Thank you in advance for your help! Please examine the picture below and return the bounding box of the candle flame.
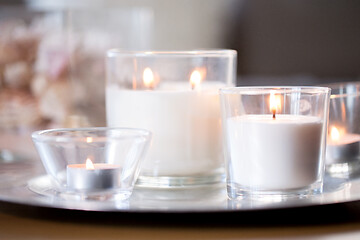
[86,137,93,143]
[143,67,154,89]
[190,70,202,90]
[86,158,95,170]
[330,126,340,141]
[269,92,281,119]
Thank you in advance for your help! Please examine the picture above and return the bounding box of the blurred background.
[0,0,359,137]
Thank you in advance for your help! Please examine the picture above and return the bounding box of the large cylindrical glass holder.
[220,87,330,199]
[325,82,360,175]
[106,50,237,188]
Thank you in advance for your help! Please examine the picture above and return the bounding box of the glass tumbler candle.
[106,50,237,188]
[326,82,360,174]
[220,87,330,199]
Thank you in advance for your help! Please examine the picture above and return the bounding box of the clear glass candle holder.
[326,82,360,175]
[32,127,151,200]
[106,49,237,188]
[220,87,330,199]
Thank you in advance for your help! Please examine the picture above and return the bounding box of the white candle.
[106,81,225,176]
[226,114,323,190]
[326,126,360,164]
[67,158,121,191]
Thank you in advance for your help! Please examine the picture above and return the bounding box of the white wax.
[67,163,121,191]
[226,115,323,190]
[106,82,224,176]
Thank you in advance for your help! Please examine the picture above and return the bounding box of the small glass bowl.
[31,127,151,200]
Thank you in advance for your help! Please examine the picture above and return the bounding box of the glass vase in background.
[0,6,153,161]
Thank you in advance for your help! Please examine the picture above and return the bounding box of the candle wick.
[272,109,276,119]
[147,82,154,90]
[191,83,195,90]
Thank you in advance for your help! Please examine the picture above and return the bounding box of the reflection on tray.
[23,172,356,213]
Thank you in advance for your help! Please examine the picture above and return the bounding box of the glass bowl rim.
[32,127,152,143]
[219,86,331,95]
[106,49,237,58]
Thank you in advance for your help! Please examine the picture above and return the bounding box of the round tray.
[1,157,360,213]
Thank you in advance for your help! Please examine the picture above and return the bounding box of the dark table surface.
[1,199,360,239]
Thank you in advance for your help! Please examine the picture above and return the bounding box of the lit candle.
[326,126,360,164]
[143,67,155,90]
[226,93,323,190]
[269,91,281,119]
[106,68,225,176]
[190,70,201,90]
[67,158,121,191]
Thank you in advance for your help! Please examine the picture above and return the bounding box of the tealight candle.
[67,158,121,191]
[326,126,360,165]
[324,82,360,174]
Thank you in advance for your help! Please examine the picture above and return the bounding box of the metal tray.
[0,157,360,213]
